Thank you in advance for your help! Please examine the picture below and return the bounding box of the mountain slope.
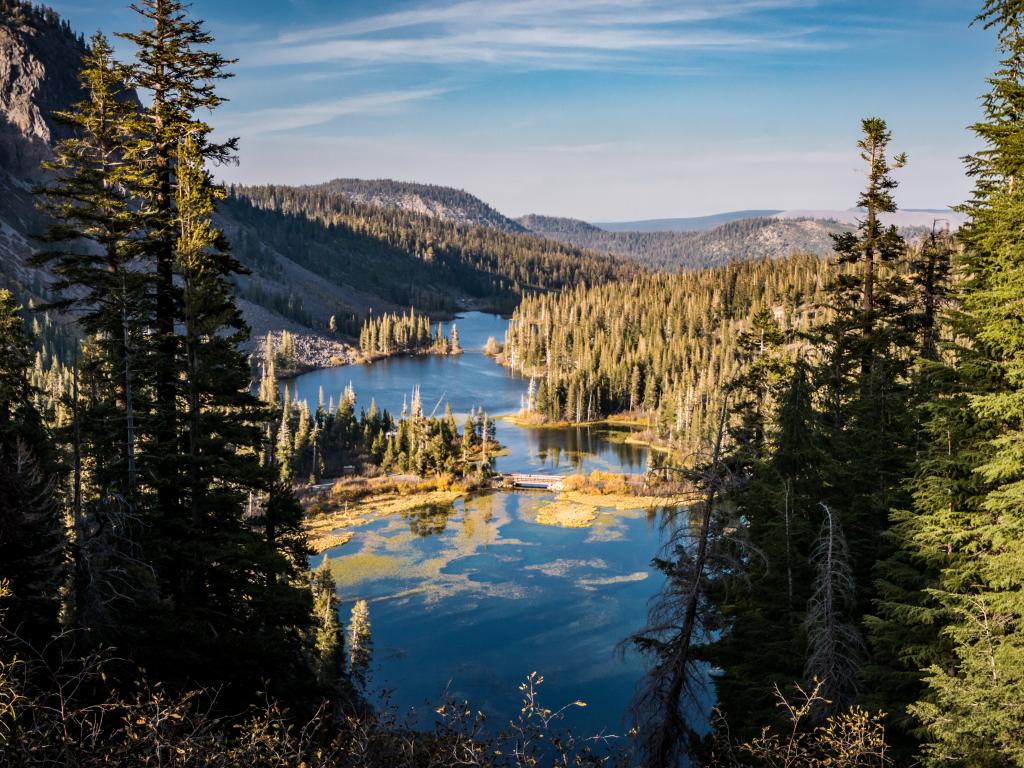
[594,210,783,233]
[0,4,633,345]
[0,1,86,305]
[225,185,636,326]
[520,214,847,271]
[305,178,526,233]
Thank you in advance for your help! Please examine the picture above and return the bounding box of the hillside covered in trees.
[508,97,1018,766]
[503,252,831,458]
[225,183,636,322]
[304,177,527,232]
[0,5,633,342]
[518,214,849,270]
[4,0,1024,767]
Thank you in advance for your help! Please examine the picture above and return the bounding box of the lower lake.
[290,312,705,737]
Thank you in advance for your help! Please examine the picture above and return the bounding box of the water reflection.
[312,491,669,734]
[293,313,671,735]
[404,503,453,537]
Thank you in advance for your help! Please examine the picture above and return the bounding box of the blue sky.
[50,0,993,220]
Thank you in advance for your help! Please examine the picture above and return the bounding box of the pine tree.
[900,3,1024,762]
[27,2,323,710]
[258,334,278,406]
[35,32,148,510]
[118,0,237,546]
[311,558,345,693]
[348,599,373,690]
[811,118,916,621]
[0,291,65,647]
[450,323,461,354]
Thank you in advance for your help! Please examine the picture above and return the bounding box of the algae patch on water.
[329,552,407,587]
[533,500,598,528]
[577,571,649,590]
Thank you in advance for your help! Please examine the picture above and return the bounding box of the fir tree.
[0,292,65,647]
[118,0,237,546]
[900,3,1024,762]
[35,32,148,511]
[311,558,345,694]
[348,599,372,690]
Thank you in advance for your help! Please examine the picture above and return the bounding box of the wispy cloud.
[246,0,834,71]
[218,88,448,135]
[532,141,638,154]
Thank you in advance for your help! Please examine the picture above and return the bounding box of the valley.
[1,1,1017,766]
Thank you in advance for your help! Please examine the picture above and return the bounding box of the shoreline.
[301,470,686,551]
[499,411,679,458]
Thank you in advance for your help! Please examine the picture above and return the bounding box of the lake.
[291,312,707,738]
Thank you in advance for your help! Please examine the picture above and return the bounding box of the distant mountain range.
[774,208,967,229]
[595,208,965,233]
[518,214,849,271]
[594,210,784,232]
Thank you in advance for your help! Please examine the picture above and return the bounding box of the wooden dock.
[496,473,566,491]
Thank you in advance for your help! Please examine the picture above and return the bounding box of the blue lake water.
[288,312,649,477]
[291,312,708,737]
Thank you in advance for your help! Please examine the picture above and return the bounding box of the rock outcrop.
[0,1,84,179]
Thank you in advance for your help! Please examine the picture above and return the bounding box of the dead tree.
[803,503,865,719]
[629,396,736,768]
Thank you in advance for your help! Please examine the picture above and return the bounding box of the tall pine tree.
[900,2,1024,762]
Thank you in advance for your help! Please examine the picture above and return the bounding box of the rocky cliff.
[0,1,84,178]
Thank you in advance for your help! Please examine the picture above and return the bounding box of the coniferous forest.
[2,0,1024,766]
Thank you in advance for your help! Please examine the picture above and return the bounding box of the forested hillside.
[0,8,631,341]
[518,214,848,270]
[503,252,831,457]
[227,184,636,320]
[305,177,526,232]
[509,97,1024,767]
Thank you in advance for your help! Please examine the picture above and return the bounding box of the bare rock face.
[0,1,85,179]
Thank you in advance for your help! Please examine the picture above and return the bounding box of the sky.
[47,0,995,221]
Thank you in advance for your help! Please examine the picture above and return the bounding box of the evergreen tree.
[348,599,372,690]
[35,32,149,518]
[0,292,65,647]
[118,0,237,549]
[898,3,1024,762]
[311,558,345,694]
[450,323,461,354]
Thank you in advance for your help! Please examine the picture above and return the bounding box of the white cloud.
[217,88,447,135]
[245,0,832,71]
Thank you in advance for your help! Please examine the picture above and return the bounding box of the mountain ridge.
[593,210,784,232]
[518,214,849,271]
[301,178,526,233]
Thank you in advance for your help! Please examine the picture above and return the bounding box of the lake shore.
[301,476,473,553]
[500,411,681,459]
[301,469,686,547]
